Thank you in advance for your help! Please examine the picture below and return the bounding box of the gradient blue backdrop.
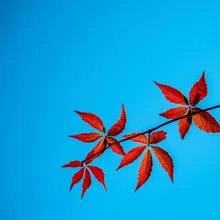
[1,0,220,219]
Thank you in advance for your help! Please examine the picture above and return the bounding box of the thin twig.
[81,104,220,165]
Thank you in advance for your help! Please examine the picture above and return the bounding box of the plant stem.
[81,104,220,165]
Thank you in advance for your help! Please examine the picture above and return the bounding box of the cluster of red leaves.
[70,104,126,164]
[117,131,173,191]
[62,71,220,199]
[62,104,126,198]
[62,161,106,199]
[154,71,220,139]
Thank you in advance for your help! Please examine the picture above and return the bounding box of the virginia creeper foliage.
[62,71,220,199]
[154,71,220,139]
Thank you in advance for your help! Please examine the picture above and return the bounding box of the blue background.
[1,0,220,219]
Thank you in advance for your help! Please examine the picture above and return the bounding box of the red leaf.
[123,133,148,144]
[85,138,107,165]
[81,168,91,199]
[189,71,208,106]
[154,81,188,105]
[107,137,126,156]
[192,108,220,133]
[152,146,174,182]
[108,104,126,136]
[116,146,146,170]
[74,111,105,132]
[178,113,192,139]
[88,165,107,190]
[69,133,103,142]
[150,131,167,144]
[70,168,84,191]
[135,149,153,192]
[160,107,188,119]
[62,160,82,168]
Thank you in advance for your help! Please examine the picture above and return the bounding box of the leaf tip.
[61,164,69,168]
[134,186,139,193]
[116,166,121,171]
[69,184,73,192]
[153,80,159,85]
[170,174,174,183]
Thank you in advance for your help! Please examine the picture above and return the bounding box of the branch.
[81,104,220,165]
